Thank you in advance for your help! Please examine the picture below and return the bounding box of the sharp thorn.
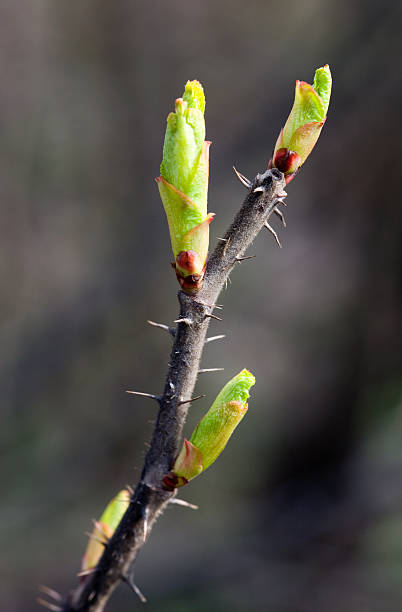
[121,574,147,603]
[224,275,232,290]
[198,368,225,373]
[274,197,287,207]
[147,320,175,337]
[205,334,226,344]
[125,484,135,496]
[174,317,193,326]
[222,237,231,256]
[196,299,223,310]
[38,586,63,602]
[233,166,251,188]
[126,391,161,402]
[235,254,256,262]
[37,599,62,612]
[205,313,222,321]
[277,190,288,198]
[143,508,149,543]
[217,237,228,242]
[177,394,206,406]
[77,568,97,578]
[253,186,264,193]
[273,207,286,227]
[169,498,199,510]
[264,222,282,248]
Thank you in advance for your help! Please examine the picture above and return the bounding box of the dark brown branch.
[62,168,286,612]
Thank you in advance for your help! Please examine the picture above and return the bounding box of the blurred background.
[1,1,401,611]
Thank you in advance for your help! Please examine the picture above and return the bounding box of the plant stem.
[62,168,286,612]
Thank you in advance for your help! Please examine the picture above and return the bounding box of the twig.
[62,168,286,612]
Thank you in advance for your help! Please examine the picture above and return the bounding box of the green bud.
[164,369,255,488]
[81,489,130,573]
[157,80,213,293]
[271,65,332,183]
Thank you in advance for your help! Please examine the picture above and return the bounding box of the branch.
[61,168,286,612]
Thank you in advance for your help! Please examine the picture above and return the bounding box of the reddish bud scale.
[175,250,202,274]
[162,472,188,490]
[174,250,207,293]
[273,148,301,175]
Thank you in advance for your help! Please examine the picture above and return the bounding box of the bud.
[81,489,130,573]
[164,369,255,488]
[270,65,332,183]
[157,80,213,293]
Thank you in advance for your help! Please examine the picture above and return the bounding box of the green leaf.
[81,489,130,572]
[170,369,256,487]
[273,65,332,181]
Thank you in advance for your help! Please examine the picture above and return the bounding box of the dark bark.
[61,168,286,612]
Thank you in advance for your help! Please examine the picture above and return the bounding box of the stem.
[62,168,286,612]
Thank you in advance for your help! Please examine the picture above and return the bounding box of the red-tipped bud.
[175,250,203,275]
[272,148,301,175]
[270,65,332,182]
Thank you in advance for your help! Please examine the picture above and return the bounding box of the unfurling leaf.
[157,80,213,293]
[81,489,130,573]
[270,65,332,183]
[164,369,255,489]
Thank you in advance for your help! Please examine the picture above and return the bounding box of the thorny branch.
[56,168,287,612]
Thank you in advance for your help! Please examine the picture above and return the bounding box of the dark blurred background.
[1,1,401,611]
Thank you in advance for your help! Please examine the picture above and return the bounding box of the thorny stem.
[61,168,286,612]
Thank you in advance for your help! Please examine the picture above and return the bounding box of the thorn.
[143,508,149,543]
[126,391,161,402]
[196,299,223,310]
[198,368,225,373]
[274,197,287,207]
[37,599,62,612]
[169,498,199,510]
[222,236,231,256]
[85,532,108,547]
[38,586,63,602]
[224,275,232,290]
[277,190,288,198]
[205,334,226,344]
[125,484,135,496]
[204,313,222,321]
[147,320,175,337]
[77,568,97,578]
[233,166,251,188]
[273,207,286,227]
[121,574,147,603]
[264,221,282,248]
[235,254,257,262]
[177,394,206,406]
[174,317,193,326]
[253,186,264,193]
